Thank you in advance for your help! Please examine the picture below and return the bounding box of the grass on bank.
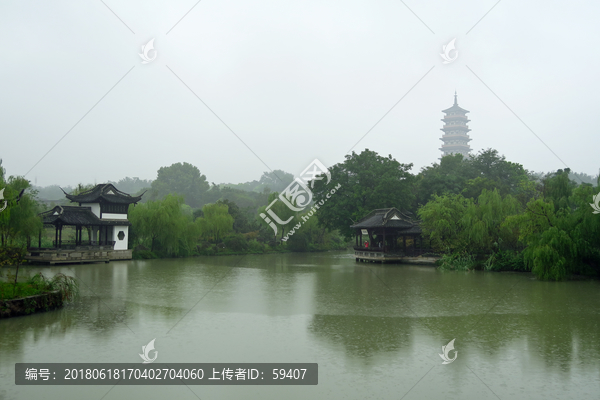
[0,272,79,301]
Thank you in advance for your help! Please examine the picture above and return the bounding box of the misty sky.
[1,0,599,187]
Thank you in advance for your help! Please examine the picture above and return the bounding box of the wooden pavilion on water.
[350,208,437,264]
[26,184,143,265]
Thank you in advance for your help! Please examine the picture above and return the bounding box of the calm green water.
[1,250,599,399]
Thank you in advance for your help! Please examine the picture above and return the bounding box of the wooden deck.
[26,245,132,265]
[353,248,439,265]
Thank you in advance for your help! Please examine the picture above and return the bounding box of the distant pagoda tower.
[439,92,472,158]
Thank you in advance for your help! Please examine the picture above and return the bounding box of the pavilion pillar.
[38,230,42,248]
[58,225,63,248]
[54,226,58,248]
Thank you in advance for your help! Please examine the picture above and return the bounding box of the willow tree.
[417,193,472,254]
[504,184,600,280]
[503,199,575,280]
[0,165,42,247]
[460,189,521,255]
[128,194,197,256]
[197,202,233,244]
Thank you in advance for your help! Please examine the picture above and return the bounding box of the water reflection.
[1,252,599,399]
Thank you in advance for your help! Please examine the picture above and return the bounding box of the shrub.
[247,240,265,254]
[438,253,476,271]
[223,234,248,252]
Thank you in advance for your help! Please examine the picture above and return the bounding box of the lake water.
[1,250,599,399]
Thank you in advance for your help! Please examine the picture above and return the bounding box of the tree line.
[310,149,600,280]
[1,150,599,280]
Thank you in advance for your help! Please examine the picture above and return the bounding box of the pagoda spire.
[454,90,457,106]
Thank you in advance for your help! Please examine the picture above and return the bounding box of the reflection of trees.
[308,314,414,358]
[306,262,600,374]
[0,306,76,358]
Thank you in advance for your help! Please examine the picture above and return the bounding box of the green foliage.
[416,149,529,204]
[419,189,521,257]
[483,250,525,271]
[1,272,79,302]
[542,168,577,211]
[197,203,234,244]
[0,246,26,267]
[257,192,295,241]
[437,253,476,271]
[247,240,265,254]
[129,194,200,257]
[217,199,256,233]
[223,233,249,252]
[0,169,43,247]
[132,249,158,259]
[312,149,415,239]
[149,162,210,208]
[502,182,600,280]
[416,153,471,205]
[418,194,472,254]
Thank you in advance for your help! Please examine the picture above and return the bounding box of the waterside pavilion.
[351,208,437,264]
[26,184,143,264]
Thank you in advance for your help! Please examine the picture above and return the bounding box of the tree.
[256,192,295,241]
[418,193,472,253]
[258,170,294,193]
[311,149,415,239]
[149,162,210,208]
[110,177,153,195]
[216,199,256,233]
[542,168,577,211]
[416,153,473,205]
[460,189,521,255]
[503,199,574,280]
[468,149,529,197]
[128,194,197,255]
[197,203,234,244]
[503,183,600,280]
[0,163,43,247]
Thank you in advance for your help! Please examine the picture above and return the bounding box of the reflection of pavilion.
[351,208,436,264]
[26,184,143,264]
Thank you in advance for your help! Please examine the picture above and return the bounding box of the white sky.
[1,0,599,187]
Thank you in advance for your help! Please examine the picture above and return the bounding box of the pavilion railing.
[28,241,116,250]
[353,247,437,257]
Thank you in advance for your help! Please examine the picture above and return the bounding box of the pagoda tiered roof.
[65,184,143,205]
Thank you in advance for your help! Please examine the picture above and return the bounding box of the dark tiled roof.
[350,208,417,229]
[39,206,130,226]
[65,184,143,205]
